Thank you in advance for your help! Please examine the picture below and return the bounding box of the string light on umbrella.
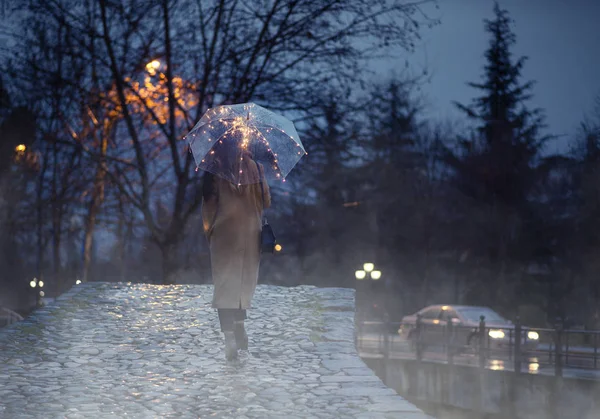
[185,102,306,185]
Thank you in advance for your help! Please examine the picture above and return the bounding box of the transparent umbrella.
[185,103,306,185]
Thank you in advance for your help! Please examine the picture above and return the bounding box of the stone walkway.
[0,282,430,418]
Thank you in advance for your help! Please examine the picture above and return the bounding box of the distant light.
[15,144,26,153]
[146,60,161,73]
[529,362,539,372]
[490,359,504,371]
[355,270,366,280]
[39,291,44,297]
[38,281,44,288]
[441,305,449,310]
[363,263,374,272]
[370,270,381,280]
[527,331,539,340]
[274,244,282,252]
[75,280,82,285]
[30,280,36,288]
[488,329,505,339]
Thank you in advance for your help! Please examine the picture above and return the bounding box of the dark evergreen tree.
[367,78,423,257]
[567,100,600,327]
[369,79,421,166]
[445,2,549,307]
[293,95,366,286]
[365,78,447,312]
[451,2,547,209]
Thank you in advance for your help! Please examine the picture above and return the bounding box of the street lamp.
[29,277,44,307]
[355,263,383,320]
[356,262,381,281]
[145,59,161,76]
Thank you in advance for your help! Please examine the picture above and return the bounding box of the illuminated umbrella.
[185,102,306,185]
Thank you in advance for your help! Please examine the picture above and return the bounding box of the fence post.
[514,316,522,374]
[415,313,423,361]
[446,317,454,366]
[479,315,486,369]
[594,333,598,370]
[382,313,390,384]
[554,318,563,377]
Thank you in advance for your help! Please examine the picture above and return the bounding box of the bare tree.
[3,5,97,295]
[7,0,435,284]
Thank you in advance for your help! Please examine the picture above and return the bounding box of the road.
[356,333,600,381]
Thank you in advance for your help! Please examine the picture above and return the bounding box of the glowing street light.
[355,263,384,320]
[29,277,43,307]
[275,244,282,252]
[357,263,381,280]
[75,280,82,285]
[15,144,26,153]
[145,59,161,75]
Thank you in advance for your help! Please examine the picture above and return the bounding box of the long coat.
[201,160,271,309]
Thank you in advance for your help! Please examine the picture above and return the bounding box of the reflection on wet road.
[357,333,600,380]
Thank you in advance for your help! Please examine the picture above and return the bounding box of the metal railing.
[356,315,600,378]
[0,307,24,328]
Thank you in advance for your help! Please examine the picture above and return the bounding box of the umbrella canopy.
[185,103,306,185]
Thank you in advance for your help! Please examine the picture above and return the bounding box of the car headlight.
[527,331,539,340]
[488,329,505,339]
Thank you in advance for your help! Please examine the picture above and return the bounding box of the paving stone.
[80,347,100,356]
[0,282,429,418]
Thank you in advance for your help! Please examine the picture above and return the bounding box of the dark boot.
[234,321,248,350]
[224,331,238,360]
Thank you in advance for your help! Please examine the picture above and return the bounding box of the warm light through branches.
[100,68,198,128]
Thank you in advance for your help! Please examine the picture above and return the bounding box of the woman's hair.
[202,141,261,198]
[202,171,216,201]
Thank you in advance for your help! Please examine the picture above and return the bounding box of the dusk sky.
[2,1,598,155]
[390,0,600,154]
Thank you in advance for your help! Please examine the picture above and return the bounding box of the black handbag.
[260,218,276,254]
[258,165,277,254]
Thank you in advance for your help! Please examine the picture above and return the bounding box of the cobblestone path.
[0,283,429,419]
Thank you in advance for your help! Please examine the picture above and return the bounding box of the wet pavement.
[0,282,429,418]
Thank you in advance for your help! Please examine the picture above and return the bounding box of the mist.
[1,0,599,418]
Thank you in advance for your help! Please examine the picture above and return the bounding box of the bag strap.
[257,164,266,222]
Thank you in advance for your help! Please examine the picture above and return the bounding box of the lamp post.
[355,263,382,320]
[29,277,45,308]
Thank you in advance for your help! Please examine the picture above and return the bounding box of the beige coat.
[202,160,271,309]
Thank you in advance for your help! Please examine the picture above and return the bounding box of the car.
[398,305,539,353]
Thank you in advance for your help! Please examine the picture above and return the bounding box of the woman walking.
[201,149,270,360]
[185,102,305,359]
